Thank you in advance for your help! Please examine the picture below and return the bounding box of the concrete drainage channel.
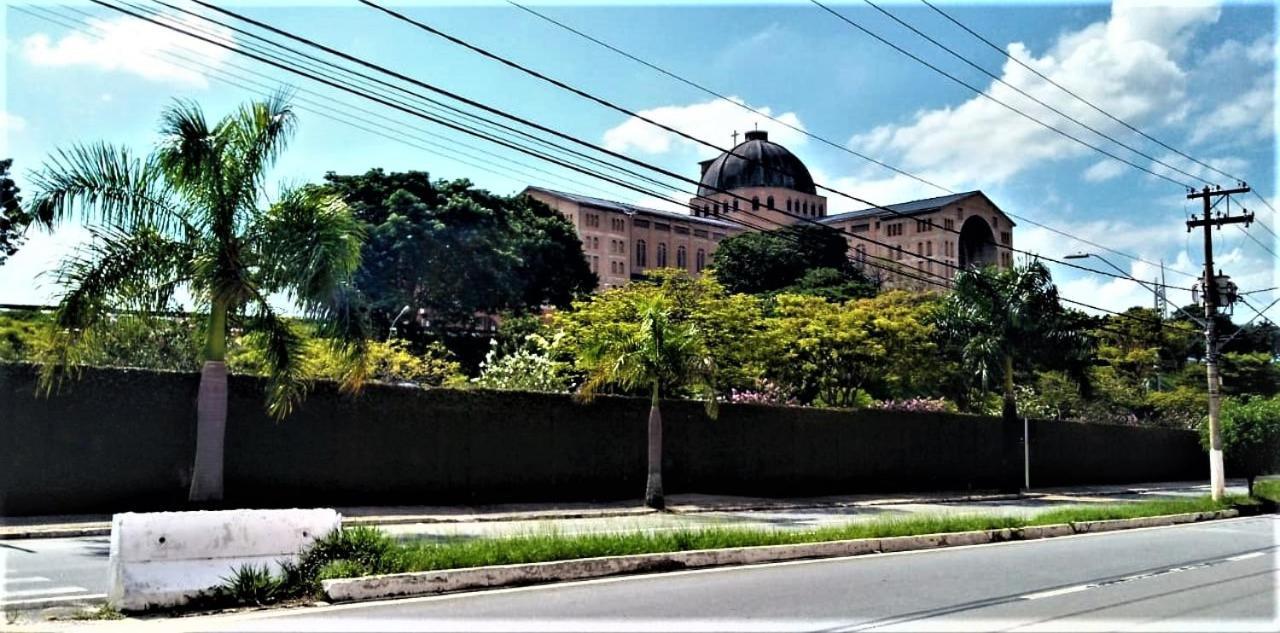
[321,509,1243,603]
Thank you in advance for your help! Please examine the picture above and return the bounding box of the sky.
[1,0,1276,320]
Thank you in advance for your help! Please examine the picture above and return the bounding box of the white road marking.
[1019,585,1091,600]
[0,575,51,585]
[0,593,107,607]
[0,585,87,598]
[1226,551,1266,561]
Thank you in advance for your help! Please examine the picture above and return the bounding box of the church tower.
[688,130,827,227]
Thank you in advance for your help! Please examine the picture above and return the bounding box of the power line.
[917,0,1234,185]
[86,0,1183,331]
[859,0,1211,187]
[804,0,1194,190]
[354,0,1195,292]
[505,0,1197,281]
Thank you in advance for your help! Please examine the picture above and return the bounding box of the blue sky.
[1,0,1276,317]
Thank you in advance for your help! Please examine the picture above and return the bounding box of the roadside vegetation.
[208,495,1248,607]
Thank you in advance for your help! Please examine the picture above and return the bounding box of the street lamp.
[387,304,411,343]
[1062,252,1204,326]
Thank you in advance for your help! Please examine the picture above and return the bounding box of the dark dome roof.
[697,130,816,197]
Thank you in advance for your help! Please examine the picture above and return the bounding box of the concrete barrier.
[108,508,340,611]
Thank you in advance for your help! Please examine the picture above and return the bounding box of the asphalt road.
[196,515,1277,632]
[0,535,109,610]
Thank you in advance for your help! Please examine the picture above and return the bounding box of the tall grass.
[213,494,1242,606]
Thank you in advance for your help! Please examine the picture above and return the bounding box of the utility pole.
[1186,184,1252,501]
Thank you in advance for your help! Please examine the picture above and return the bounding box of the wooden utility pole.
[1186,185,1252,501]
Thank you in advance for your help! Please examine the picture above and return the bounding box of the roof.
[522,186,742,230]
[820,191,1013,225]
[697,130,817,196]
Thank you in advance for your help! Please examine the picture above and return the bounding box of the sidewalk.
[0,480,1243,541]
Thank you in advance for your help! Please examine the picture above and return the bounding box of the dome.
[697,130,816,197]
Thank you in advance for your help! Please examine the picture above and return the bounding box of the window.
[767,196,775,209]
[917,219,930,232]
[696,248,706,272]
[1001,231,1011,245]
[851,223,869,233]
[855,244,866,263]
[676,245,687,268]
[752,196,760,211]
[944,218,955,231]
[802,201,809,215]
[657,242,668,267]
[895,246,904,260]
[713,232,727,241]
[886,223,904,237]
[591,255,599,272]
[926,241,933,257]
[787,199,793,212]
[733,198,740,211]
[655,222,671,232]
[818,204,824,216]
[916,242,923,256]
[636,240,647,267]
[633,219,650,229]
[992,216,999,229]
[675,225,690,235]
[693,229,708,238]
[584,213,600,228]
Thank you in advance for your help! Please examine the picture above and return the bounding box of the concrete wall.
[0,364,1206,516]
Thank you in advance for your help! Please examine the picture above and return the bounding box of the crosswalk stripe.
[1,576,51,585]
[0,585,86,598]
[0,593,107,607]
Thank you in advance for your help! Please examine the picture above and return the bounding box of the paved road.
[194,515,1277,632]
[0,536,109,610]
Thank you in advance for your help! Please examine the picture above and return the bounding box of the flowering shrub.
[873,397,957,413]
[726,380,797,406]
[472,333,575,393]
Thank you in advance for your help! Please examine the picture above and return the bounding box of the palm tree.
[576,295,716,509]
[29,93,368,503]
[935,261,1091,489]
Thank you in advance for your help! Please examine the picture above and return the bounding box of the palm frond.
[250,185,362,305]
[243,297,309,420]
[27,143,189,235]
[220,89,297,219]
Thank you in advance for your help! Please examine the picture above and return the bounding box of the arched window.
[752,196,760,211]
[635,240,647,267]
[657,242,668,267]
[819,204,824,216]
[696,248,706,272]
[786,199,792,212]
[677,245,687,268]
[802,200,809,215]
[767,196,775,209]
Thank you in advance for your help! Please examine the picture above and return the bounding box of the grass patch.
[211,494,1245,607]
[68,605,124,621]
[1252,478,1280,504]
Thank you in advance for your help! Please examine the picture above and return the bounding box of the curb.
[0,525,111,540]
[321,509,1241,603]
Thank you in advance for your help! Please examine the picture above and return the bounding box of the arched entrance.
[958,216,997,269]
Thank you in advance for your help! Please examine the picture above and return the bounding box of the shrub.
[217,564,286,606]
[874,397,956,413]
[287,527,405,594]
[472,333,574,393]
[1200,395,1280,495]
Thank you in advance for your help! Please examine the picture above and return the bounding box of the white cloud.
[1082,159,1126,182]
[845,0,1227,187]
[21,13,233,88]
[603,97,807,157]
[0,110,26,132]
[1187,74,1274,145]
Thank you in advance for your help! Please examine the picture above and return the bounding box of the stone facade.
[522,130,1013,292]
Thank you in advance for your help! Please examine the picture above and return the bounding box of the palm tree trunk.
[189,300,228,503]
[644,381,664,510]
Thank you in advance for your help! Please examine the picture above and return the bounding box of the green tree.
[711,224,875,297]
[554,270,767,394]
[0,158,32,265]
[573,295,716,509]
[29,94,368,502]
[763,290,937,407]
[1201,395,1280,495]
[935,262,1091,488]
[319,170,595,342]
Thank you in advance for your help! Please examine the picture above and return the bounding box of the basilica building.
[523,130,1013,292]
